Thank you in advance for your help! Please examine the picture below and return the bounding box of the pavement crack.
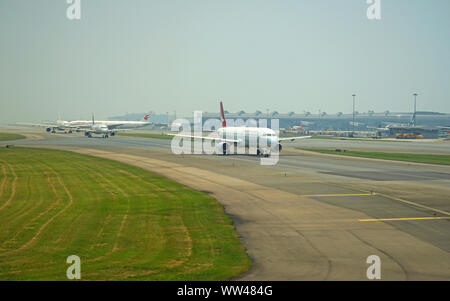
[295,230,332,281]
[349,230,409,281]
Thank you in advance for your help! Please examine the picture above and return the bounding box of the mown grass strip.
[308,136,404,142]
[0,147,250,280]
[0,133,25,142]
[299,148,450,165]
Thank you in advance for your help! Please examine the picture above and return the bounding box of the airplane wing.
[167,133,241,143]
[108,128,133,132]
[278,136,312,142]
[106,124,126,130]
[14,122,56,127]
[154,123,171,127]
[14,122,79,129]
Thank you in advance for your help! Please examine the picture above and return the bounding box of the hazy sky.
[1,0,449,122]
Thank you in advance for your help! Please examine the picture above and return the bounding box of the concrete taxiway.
[2,130,450,280]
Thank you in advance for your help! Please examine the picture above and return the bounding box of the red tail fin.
[220,101,227,128]
[144,114,150,121]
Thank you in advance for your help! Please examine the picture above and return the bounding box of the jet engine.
[217,142,231,155]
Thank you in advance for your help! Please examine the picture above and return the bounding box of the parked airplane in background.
[170,101,311,156]
[292,121,314,130]
[292,124,303,130]
[72,114,152,131]
[80,114,153,138]
[18,114,154,137]
[16,119,79,134]
[349,121,366,127]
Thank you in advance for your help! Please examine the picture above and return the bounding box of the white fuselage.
[217,127,279,149]
[69,120,149,130]
[90,123,109,134]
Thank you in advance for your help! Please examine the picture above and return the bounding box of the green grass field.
[300,148,450,165]
[0,133,25,142]
[0,147,250,280]
[308,136,403,142]
[117,132,173,140]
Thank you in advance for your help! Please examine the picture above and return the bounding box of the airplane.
[292,124,303,130]
[291,121,314,130]
[14,111,84,133]
[169,101,312,157]
[71,113,152,131]
[81,115,113,138]
[15,119,79,134]
[19,113,154,136]
[367,123,393,131]
[349,121,365,127]
[82,114,153,138]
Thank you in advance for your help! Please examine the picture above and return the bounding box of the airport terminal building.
[112,111,450,139]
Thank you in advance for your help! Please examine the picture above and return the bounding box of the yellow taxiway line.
[359,217,450,222]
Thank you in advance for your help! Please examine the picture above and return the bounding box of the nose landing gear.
[257,149,271,157]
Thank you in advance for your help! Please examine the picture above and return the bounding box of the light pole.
[352,94,356,136]
[165,111,169,133]
[412,93,418,126]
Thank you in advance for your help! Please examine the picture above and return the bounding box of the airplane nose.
[266,137,277,148]
[269,137,279,150]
